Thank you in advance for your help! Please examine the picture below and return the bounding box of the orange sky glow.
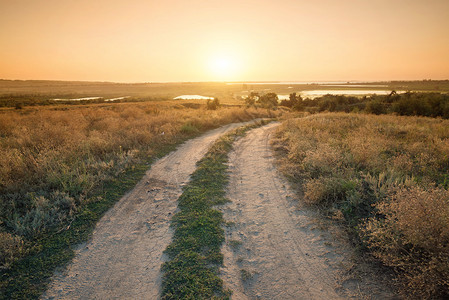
[1,0,448,82]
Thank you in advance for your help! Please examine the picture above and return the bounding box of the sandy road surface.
[42,121,259,300]
[221,123,395,299]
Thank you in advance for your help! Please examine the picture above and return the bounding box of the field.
[0,99,278,298]
[1,80,449,299]
[273,113,449,298]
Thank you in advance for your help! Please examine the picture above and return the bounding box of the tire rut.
[221,123,395,299]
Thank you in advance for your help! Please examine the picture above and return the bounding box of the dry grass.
[0,101,278,269]
[273,112,449,298]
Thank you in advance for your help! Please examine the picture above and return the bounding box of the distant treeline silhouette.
[278,91,449,118]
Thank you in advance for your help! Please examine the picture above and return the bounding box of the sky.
[1,0,448,82]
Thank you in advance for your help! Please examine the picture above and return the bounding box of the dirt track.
[43,121,395,299]
[220,123,395,299]
[42,121,257,300]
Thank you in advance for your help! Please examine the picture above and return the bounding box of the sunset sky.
[1,0,448,82]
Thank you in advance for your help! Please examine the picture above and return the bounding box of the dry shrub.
[304,177,358,206]
[362,186,449,298]
[0,231,26,269]
[6,191,77,238]
[305,177,341,205]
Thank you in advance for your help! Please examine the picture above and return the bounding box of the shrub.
[244,92,258,107]
[365,99,387,115]
[206,98,220,110]
[0,231,26,269]
[180,122,200,134]
[257,92,278,108]
[362,186,449,299]
[6,191,76,238]
[292,92,449,118]
[304,177,355,205]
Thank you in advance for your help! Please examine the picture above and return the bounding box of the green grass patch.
[161,120,269,300]
[180,122,200,135]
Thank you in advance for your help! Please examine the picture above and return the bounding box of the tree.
[257,92,278,108]
[206,98,220,110]
[279,93,303,111]
[244,92,259,107]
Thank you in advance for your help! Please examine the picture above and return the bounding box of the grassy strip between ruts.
[161,120,270,299]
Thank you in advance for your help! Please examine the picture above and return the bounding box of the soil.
[220,123,397,299]
[42,121,397,300]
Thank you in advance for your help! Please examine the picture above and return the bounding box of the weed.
[224,221,236,227]
[228,240,242,250]
[240,269,253,281]
[180,122,200,135]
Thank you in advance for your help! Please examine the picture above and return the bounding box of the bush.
[294,92,449,118]
[0,231,26,269]
[257,92,278,108]
[180,122,200,134]
[365,99,387,115]
[5,191,76,238]
[206,98,220,110]
[362,186,449,299]
[279,93,303,111]
[304,177,356,206]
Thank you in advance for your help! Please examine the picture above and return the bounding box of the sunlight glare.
[208,55,239,80]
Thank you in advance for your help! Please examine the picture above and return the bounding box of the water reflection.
[174,95,214,100]
[52,97,102,101]
[300,90,403,99]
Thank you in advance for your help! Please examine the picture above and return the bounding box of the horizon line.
[1,78,448,85]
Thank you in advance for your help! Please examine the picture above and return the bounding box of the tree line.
[246,91,449,118]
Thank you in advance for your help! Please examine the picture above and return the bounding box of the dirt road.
[42,121,258,300]
[43,121,394,299]
[220,123,395,299]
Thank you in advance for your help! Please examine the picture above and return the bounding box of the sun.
[208,55,238,80]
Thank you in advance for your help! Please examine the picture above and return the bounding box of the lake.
[173,95,214,100]
[300,90,402,99]
[52,96,129,102]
